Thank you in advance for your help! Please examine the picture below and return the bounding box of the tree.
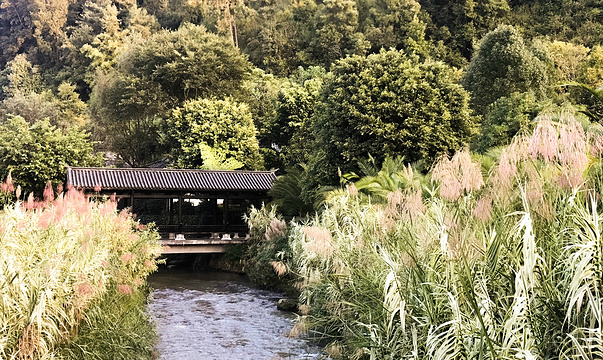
[0,54,43,99]
[473,91,543,153]
[164,98,263,170]
[420,0,510,60]
[357,0,427,55]
[89,70,168,167]
[543,40,589,83]
[506,0,603,49]
[272,66,326,167]
[462,25,551,115]
[0,55,89,128]
[120,23,251,102]
[0,85,88,128]
[238,68,288,170]
[138,0,203,30]
[235,0,307,75]
[0,0,72,67]
[307,49,477,187]
[310,0,369,66]
[578,45,603,89]
[0,115,103,195]
[0,0,34,67]
[562,83,603,123]
[58,0,159,98]
[89,23,252,166]
[569,46,603,123]
[78,0,128,86]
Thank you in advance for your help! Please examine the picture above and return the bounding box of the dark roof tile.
[66,167,277,192]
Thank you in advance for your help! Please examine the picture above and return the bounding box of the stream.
[147,269,324,360]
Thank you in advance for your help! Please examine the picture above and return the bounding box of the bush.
[244,205,298,296]
[473,92,544,153]
[0,115,103,195]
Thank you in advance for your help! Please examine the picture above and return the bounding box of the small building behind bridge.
[66,167,277,252]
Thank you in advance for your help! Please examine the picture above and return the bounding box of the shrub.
[0,115,103,195]
[244,205,297,296]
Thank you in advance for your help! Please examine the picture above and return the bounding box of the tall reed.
[0,186,161,359]
[269,111,603,359]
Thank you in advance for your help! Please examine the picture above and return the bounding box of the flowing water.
[147,269,323,360]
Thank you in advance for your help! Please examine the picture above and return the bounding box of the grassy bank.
[249,112,603,359]
[0,185,161,359]
[243,205,299,297]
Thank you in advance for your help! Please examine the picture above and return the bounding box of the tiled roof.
[66,167,277,192]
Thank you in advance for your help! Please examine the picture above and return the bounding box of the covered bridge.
[66,167,277,251]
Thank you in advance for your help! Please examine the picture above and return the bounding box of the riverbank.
[161,252,246,273]
[0,187,161,359]
[247,116,603,358]
[160,236,298,298]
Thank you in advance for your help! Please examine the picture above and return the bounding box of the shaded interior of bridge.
[116,192,263,240]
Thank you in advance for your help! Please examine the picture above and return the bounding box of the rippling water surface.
[147,269,322,360]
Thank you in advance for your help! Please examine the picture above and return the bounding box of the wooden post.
[131,191,135,213]
[169,197,174,225]
[223,196,229,227]
[178,192,183,233]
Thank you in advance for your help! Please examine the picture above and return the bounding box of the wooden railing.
[157,224,249,240]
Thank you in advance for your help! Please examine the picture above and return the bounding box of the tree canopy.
[0,0,601,197]
[120,23,252,102]
[462,25,551,115]
[165,98,263,170]
[0,115,103,195]
[89,23,252,166]
[308,49,477,185]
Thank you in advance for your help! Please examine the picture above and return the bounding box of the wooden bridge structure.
[66,167,277,254]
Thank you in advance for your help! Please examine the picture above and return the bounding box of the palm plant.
[342,156,427,204]
[269,164,314,217]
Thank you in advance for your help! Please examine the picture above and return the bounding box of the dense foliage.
[308,49,477,187]
[89,23,252,167]
[0,0,601,194]
[243,205,297,294]
[165,98,262,169]
[0,115,103,195]
[462,25,551,115]
[1,0,603,356]
[248,112,603,359]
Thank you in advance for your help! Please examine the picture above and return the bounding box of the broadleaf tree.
[0,115,103,195]
[165,98,263,170]
[306,48,478,188]
[90,23,252,166]
[462,25,551,115]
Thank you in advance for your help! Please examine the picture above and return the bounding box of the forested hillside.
[0,0,602,196]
